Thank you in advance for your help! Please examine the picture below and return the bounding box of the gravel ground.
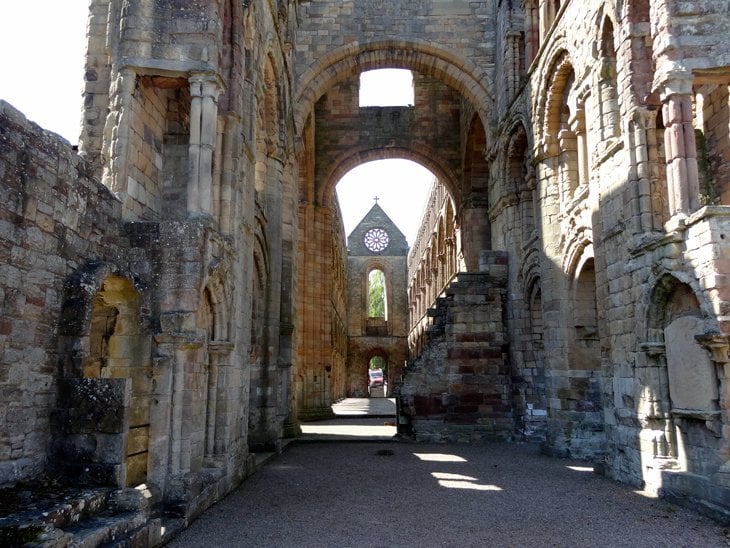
[168,441,728,548]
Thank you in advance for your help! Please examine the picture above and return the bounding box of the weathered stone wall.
[5,0,730,534]
[482,0,730,514]
[400,257,512,443]
[0,102,125,484]
[312,74,463,203]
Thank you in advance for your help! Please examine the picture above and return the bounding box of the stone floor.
[168,440,729,547]
[167,398,730,547]
[299,397,397,441]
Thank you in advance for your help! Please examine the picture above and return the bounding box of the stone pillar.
[696,334,730,472]
[558,127,577,206]
[662,74,700,217]
[570,108,588,191]
[523,0,539,66]
[156,336,204,476]
[206,341,234,464]
[505,31,522,99]
[218,113,241,234]
[538,0,554,44]
[628,111,654,233]
[103,68,137,209]
[188,73,220,216]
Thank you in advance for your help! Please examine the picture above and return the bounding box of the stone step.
[0,485,156,547]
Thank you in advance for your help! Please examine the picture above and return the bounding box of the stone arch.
[640,273,722,473]
[595,9,621,140]
[367,267,387,319]
[461,113,492,266]
[202,271,230,342]
[295,39,493,137]
[545,237,605,458]
[367,349,390,396]
[249,211,277,450]
[56,264,152,487]
[251,219,270,358]
[535,46,572,150]
[321,146,458,207]
[504,122,533,244]
[256,54,282,182]
[464,114,490,196]
[645,272,710,343]
[198,266,233,466]
[544,53,581,205]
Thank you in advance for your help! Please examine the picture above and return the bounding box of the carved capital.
[696,333,730,365]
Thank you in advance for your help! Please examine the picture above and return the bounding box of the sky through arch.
[336,159,435,247]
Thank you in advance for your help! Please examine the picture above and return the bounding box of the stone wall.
[399,256,512,443]
[0,102,125,484]
[4,0,730,534]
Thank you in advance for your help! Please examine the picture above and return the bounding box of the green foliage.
[369,356,385,370]
[368,269,386,317]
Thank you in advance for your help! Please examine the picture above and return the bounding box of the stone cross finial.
[374,196,379,204]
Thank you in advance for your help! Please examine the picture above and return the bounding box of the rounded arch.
[645,271,712,342]
[533,41,576,151]
[202,271,231,342]
[295,39,493,136]
[519,246,543,304]
[58,261,147,340]
[504,121,530,193]
[322,146,459,206]
[563,232,594,281]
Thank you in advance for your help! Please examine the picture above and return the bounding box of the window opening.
[359,69,414,107]
[368,269,387,318]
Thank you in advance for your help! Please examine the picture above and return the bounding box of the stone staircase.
[0,482,176,547]
[398,252,514,442]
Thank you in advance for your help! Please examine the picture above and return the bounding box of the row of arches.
[407,185,458,358]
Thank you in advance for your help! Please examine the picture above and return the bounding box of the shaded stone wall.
[0,102,126,484]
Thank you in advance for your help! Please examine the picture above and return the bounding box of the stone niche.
[665,316,718,414]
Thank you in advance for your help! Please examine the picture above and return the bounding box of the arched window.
[368,268,387,319]
[598,16,621,140]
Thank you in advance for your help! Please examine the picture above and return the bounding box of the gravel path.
[168,441,728,547]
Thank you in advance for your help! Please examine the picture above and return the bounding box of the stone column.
[628,111,653,233]
[157,337,203,476]
[505,31,522,99]
[523,0,539,66]
[696,334,730,473]
[103,67,137,209]
[188,73,220,216]
[570,109,588,192]
[205,342,234,464]
[662,74,700,217]
[218,113,241,234]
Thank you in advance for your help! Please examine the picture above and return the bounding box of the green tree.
[368,269,386,317]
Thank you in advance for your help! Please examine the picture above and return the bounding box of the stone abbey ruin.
[2,0,730,542]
